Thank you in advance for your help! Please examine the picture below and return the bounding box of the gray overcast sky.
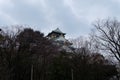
[0,0,120,38]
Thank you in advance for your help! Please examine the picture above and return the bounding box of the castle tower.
[47,28,73,52]
[47,28,66,40]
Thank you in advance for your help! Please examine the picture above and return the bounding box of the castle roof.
[47,28,66,37]
[52,28,66,35]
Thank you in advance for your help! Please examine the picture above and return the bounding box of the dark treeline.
[0,26,118,80]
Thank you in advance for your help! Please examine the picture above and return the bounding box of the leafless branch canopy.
[93,19,120,62]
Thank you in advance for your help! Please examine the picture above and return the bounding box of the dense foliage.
[0,27,118,80]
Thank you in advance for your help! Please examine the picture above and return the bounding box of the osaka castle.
[47,28,74,52]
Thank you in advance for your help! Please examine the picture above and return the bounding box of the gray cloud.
[0,0,120,38]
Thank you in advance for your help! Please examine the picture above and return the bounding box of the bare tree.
[70,35,100,54]
[93,18,120,62]
[70,36,89,48]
